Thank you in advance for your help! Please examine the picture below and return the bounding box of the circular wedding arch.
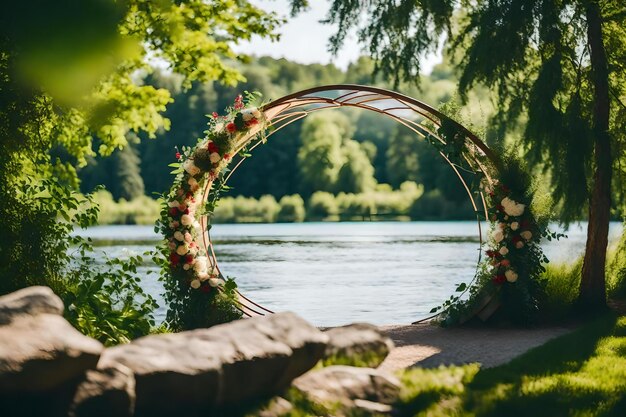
[193,84,502,320]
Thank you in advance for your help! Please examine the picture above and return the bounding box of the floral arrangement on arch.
[426,115,557,325]
[155,93,267,330]
[435,158,560,326]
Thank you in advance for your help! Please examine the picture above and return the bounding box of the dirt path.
[378,322,579,372]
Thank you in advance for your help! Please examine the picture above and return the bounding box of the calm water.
[76,221,623,326]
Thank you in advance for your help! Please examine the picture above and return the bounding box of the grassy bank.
[397,313,626,417]
[92,183,478,225]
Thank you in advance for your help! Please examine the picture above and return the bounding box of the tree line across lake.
[79,56,493,223]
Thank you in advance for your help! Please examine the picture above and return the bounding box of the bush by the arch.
[155,85,555,330]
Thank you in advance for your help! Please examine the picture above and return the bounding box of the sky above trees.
[233,0,442,73]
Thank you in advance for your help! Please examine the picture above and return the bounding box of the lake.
[77,221,623,327]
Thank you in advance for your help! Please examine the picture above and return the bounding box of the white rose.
[183,263,191,270]
[168,200,180,208]
[209,152,221,163]
[188,177,199,191]
[193,221,203,235]
[521,231,533,241]
[173,231,184,242]
[183,159,201,176]
[499,246,509,256]
[214,123,224,132]
[181,214,195,226]
[241,109,255,121]
[501,197,525,217]
[194,256,208,273]
[176,245,188,256]
[208,278,221,287]
[493,230,504,243]
[184,232,193,243]
[498,223,507,231]
[189,246,198,256]
[510,222,519,231]
[169,221,180,228]
[252,108,262,118]
[505,270,518,283]
[168,241,177,250]
[190,279,201,289]
[197,272,209,281]
[515,241,524,249]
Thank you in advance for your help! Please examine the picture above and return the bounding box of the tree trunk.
[579,1,612,310]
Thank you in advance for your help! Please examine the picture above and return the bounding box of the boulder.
[0,314,103,392]
[257,396,294,417]
[0,286,64,325]
[323,323,394,368]
[99,312,328,415]
[292,365,401,416]
[70,364,136,417]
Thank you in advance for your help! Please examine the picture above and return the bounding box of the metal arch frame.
[200,84,500,320]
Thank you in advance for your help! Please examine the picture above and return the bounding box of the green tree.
[337,139,378,193]
[386,128,421,188]
[298,113,348,193]
[0,0,280,295]
[111,139,144,201]
[309,0,626,310]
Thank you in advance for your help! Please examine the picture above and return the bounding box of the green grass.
[397,313,626,417]
[541,258,583,321]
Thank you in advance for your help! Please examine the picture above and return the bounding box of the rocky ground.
[0,286,581,417]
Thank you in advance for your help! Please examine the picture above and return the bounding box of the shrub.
[277,194,305,222]
[63,248,158,346]
[541,258,582,321]
[409,189,446,220]
[608,225,626,299]
[212,197,236,223]
[93,190,160,225]
[307,191,338,219]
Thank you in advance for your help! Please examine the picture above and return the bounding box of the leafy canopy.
[295,0,626,220]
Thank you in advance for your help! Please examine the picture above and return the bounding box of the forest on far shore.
[77,55,621,224]
[77,55,495,223]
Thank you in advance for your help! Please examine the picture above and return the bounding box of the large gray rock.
[70,364,136,417]
[324,323,394,368]
[0,314,103,392]
[292,365,401,416]
[99,312,328,415]
[0,286,64,325]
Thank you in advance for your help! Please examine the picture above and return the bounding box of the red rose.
[234,95,244,109]
[208,142,219,153]
[175,152,181,160]
[223,153,231,161]
[497,204,505,212]
[200,284,211,293]
[212,112,218,119]
[486,250,497,258]
[245,118,259,127]
[169,253,180,265]
[512,236,522,244]
[178,203,187,212]
[185,254,194,264]
[169,207,178,217]
[493,274,506,284]
[226,122,237,133]
[500,259,510,267]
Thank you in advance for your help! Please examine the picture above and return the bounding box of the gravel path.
[377,322,579,372]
